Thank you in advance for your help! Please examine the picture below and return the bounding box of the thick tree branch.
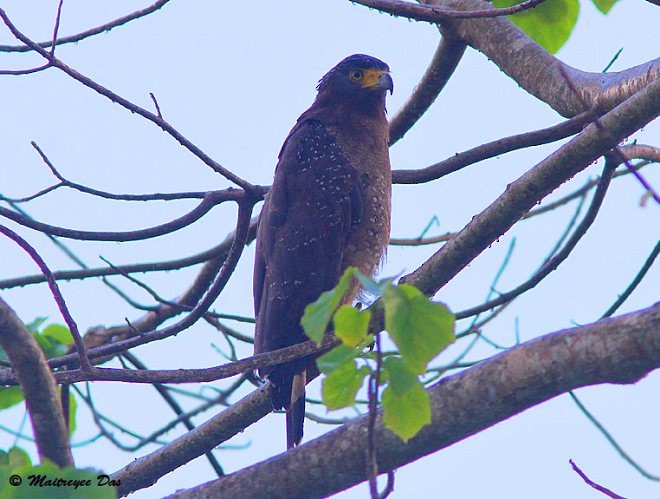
[428,0,659,117]
[113,384,272,496]
[402,75,660,297]
[359,0,659,117]
[113,304,659,496]
[0,298,73,468]
[168,304,660,498]
[355,0,548,20]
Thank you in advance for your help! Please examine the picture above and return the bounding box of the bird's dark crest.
[317,54,390,92]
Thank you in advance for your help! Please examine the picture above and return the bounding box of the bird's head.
[316,54,393,112]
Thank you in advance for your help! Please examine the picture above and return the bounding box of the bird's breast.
[332,120,392,277]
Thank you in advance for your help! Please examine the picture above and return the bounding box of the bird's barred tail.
[286,370,306,448]
[269,367,306,448]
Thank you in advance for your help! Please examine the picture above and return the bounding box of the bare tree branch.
[0,335,333,386]
[0,8,257,191]
[0,190,249,242]
[0,224,90,371]
[355,0,548,20]
[0,0,173,53]
[136,304,659,498]
[601,241,660,320]
[0,218,259,289]
[569,392,660,481]
[362,0,659,117]
[402,75,660,297]
[455,158,615,319]
[570,459,626,499]
[393,111,593,184]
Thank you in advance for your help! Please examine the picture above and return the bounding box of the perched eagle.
[254,54,393,448]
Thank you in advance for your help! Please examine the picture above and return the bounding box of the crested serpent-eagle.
[254,54,393,448]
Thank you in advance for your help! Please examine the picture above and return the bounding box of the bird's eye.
[349,70,364,81]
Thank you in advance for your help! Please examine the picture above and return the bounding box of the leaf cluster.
[302,268,455,441]
[0,447,114,498]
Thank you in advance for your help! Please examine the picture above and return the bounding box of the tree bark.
[0,298,73,468]
[424,0,658,117]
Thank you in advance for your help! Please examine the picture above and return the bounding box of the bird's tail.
[286,370,306,448]
[270,366,306,448]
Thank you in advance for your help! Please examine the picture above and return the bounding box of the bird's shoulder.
[277,118,343,171]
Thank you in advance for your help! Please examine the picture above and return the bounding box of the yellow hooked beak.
[361,69,394,94]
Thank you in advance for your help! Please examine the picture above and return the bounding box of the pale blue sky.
[1,1,658,497]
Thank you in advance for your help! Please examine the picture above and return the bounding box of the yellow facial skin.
[349,68,393,92]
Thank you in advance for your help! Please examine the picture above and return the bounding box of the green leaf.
[7,447,31,469]
[316,344,360,373]
[382,378,431,442]
[383,284,455,374]
[591,0,618,14]
[382,356,419,394]
[0,387,24,410]
[333,305,371,347]
[301,268,355,344]
[321,360,370,410]
[68,392,77,436]
[42,325,73,346]
[24,317,48,334]
[492,0,579,54]
[34,325,73,359]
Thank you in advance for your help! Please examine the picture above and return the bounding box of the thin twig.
[150,92,163,120]
[0,224,91,372]
[0,217,259,289]
[50,0,64,57]
[393,111,593,184]
[0,189,246,241]
[367,334,383,498]
[601,241,660,319]
[456,159,616,320]
[569,392,660,481]
[0,8,257,191]
[569,459,627,498]
[0,0,174,53]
